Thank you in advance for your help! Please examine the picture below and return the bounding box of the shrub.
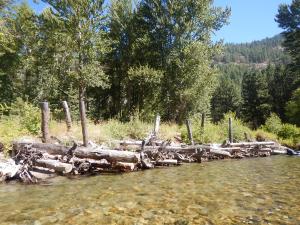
[10,98,41,135]
[262,113,282,135]
[253,129,278,142]
[278,123,300,140]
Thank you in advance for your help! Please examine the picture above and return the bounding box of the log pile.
[0,139,287,183]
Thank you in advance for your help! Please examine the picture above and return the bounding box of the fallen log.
[0,159,21,181]
[209,149,232,157]
[74,148,140,163]
[115,162,136,172]
[156,159,178,166]
[13,142,140,163]
[227,142,275,147]
[35,159,73,174]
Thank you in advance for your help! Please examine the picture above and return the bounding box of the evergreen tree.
[241,70,271,128]
[211,77,241,122]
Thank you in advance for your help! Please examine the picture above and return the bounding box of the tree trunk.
[79,86,88,147]
[62,101,72,131]
[40,102,50,143]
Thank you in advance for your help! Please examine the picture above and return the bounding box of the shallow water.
[0,156,299,225]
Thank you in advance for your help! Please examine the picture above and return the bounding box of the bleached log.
[271,149,287,155]
[228,142,275,147]
[0,159,21,181]
[74,148,140,163]
[115,162,135,172]
[156,159,178,165]
[35,159,73,173]
[210,149,232,157]
[13,142,140,163]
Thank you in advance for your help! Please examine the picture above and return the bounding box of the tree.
[136,0,230,122]
[286,88,300,126]
[241,70,272,128]
[41,0,110,146]
[276,0,300,87]
[211,78,241,122]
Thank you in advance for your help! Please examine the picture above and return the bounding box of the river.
[0,156,299,225]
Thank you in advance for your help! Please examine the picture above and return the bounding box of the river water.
[0,156,299,225]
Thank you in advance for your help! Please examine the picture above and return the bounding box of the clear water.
[0,156,299,225]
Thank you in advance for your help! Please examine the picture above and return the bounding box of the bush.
[10,98,41,135]
[262,113,282,135]
[278,123,300,140]
[253,129,278,142]
[181,112,252,144]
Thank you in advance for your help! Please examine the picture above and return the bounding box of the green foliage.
[211,77,242,122]
[215,35,290,65]
[9,98,41,135]
[181,112,252,144]
[241,70,271,128]
[262,113,282,135]
[278,124,300,140]
[286,88,300,126]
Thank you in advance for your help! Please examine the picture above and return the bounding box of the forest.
[0,0,300,149]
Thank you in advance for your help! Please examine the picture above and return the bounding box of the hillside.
[215,35,290,67]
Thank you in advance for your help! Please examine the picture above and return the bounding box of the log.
[62,101,72,131]
[228,142,275,147]
[271,149,287,155]
[0,159,21,181]
[156,159,178,166]
[115,162,135,172]
[210,149,232,157]
[79,86,88,147]
[71,158,111,168]
[228,117,233,143]
[40,102,50,143]
[34,159,73,173]
[13,142,140,163]
[75,148,140,163]
[186,119,194,145]
[153,114,160,136]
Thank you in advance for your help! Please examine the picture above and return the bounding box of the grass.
[1,112,300,153]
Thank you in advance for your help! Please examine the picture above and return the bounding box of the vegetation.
[0,0,300,150]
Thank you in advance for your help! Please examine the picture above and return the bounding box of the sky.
[25,0,292,44]
[213,0,292,43]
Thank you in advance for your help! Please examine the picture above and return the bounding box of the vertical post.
[229,117,233,143]
[186,119,194,145]
[79,87,88,147]
[153,114,160,137]
[201,113,205,129]
[62,101,72,132]
[40,102,50,143]
[200,113,205,143]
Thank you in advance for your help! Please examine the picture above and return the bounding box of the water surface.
[0,156,299,225]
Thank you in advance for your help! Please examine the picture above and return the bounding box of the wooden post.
[40,102,50,143]
[79,87,88,147]
[201,113,205,128]
[200,113,205,143]
[62,101,72,131]
[153,114,160,136]
[186,119,194,145]
[229,117,233,143]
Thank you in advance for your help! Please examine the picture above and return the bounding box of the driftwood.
[13,142,140,163]
[34,159,73,173]
[1,139,288,184]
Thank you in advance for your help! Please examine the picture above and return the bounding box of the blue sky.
[25,0,292,44]
[213,0,292,43]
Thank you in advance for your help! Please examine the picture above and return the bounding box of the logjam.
[0,139,289,183]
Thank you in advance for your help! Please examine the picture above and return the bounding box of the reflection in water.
[0,156,299,224]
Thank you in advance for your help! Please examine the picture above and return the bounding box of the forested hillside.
[215,35,290,66]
